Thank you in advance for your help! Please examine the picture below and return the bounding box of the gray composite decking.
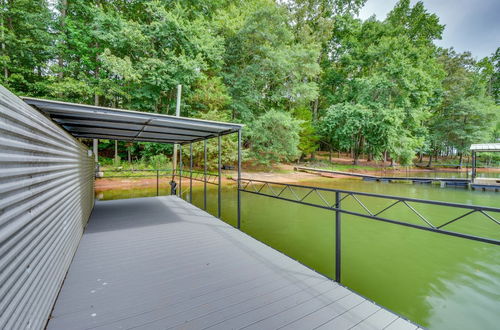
[47,196,419,330]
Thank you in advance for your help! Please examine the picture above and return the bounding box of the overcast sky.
[358,0,499,59]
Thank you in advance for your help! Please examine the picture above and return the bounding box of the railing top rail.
[240,178,500,213]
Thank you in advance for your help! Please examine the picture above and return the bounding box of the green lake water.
[96,177,500,330]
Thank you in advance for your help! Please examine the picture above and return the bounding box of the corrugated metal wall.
[0,86,94,330]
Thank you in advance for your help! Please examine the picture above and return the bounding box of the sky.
[358,0,499,59]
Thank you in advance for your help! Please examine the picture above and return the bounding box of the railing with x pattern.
[239,178,500,246]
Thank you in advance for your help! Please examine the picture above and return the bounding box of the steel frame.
[239,178,500,246]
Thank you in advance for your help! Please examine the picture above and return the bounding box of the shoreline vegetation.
[95,155,500,193]
[4,0,498,173]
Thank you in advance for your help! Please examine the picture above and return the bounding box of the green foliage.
[248,110,302,165]
[428,49,499,163]
[149,154,169,169]
[134,143,173,160]
[294,108,319,158]
[181,111,238,170]
[0,0,53,94]
[112,155,121,167]
[3,0,498,167]
[220,0,320,121]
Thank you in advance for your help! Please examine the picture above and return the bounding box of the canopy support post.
[218,135,222,218]
[204,140,207,210]
[179,145,182,198]
[237,129,241,229]
[471,151,476,182]
[189,143,193,203]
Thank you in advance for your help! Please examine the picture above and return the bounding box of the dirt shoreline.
[95,164,499,192]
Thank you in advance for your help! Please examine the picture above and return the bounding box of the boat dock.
[295,166,471,187]
[47,196,418,330]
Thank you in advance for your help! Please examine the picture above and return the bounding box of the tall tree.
[218,0,320,122]
[428,49,498,166]
[320,0,445,164]
[0,0,53,95]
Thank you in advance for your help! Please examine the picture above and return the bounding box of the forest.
[1,0,499,167]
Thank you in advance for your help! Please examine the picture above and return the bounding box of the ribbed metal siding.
[0,86,94,330]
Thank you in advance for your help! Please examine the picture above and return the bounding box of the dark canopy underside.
[22,97,242,145]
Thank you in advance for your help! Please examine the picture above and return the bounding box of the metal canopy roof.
[22,97,242,145]
[470,143,500,152]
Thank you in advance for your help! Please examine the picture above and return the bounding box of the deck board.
[47,196,417,330]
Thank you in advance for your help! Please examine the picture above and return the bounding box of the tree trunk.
[328,147,332,163]
[312,98,319,122]
[418,152,423,163]
[458,152,463,169]
[1,7,7,79]
[427,152,433,167]
[58,0,67,80]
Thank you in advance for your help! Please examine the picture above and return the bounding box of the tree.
[248,110,302,165]
[319,103,370,165]
[294,107,319,160]
[320,1,445,164]
[0,0,53,95]
[219,0,321,122]
[428,49,498,166]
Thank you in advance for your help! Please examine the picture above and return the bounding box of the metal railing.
[100,168,219,187]
[239,178,500,283]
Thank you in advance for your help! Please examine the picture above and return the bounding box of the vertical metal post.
[335,191,341,283]
[179,145,183,199]
[218,135,222,218]
[471,151,476,182]
[156,170,159,196]
[172,85,182,175]
[189,143,193,203]
[237,130,242,229]
[204,139,207,210]
[93,139,98,162]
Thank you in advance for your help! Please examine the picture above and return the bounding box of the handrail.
[239,178,500,246]
[239,178,499,283]
[241,178,500,212]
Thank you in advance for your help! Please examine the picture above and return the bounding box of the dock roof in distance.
[22,97,242,145]
[470,143,500,152]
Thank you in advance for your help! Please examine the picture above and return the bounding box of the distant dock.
[294,166,471,187]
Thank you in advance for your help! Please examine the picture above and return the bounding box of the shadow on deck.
[48,196,419,330]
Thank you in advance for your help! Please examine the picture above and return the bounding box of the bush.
[150,154,169,169]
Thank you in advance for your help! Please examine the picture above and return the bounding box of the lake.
[96,176,500,330]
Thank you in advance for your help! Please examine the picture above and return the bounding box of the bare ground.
[95,161,499,192]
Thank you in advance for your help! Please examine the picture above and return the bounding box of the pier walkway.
[47,196,418,330]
